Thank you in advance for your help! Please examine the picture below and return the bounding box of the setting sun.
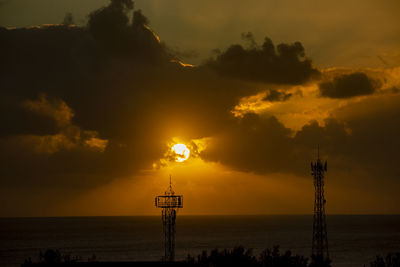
[171,143,190,162]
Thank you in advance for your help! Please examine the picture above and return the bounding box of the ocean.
[0,215,399,267]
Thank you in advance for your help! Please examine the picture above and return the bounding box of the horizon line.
[1,213,400,219]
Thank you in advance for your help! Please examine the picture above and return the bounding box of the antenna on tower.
[169,174,173,194]
[155,176,183,261]
[311,146,330,266]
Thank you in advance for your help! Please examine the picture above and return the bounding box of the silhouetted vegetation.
[185,246,331,267]
[259,247,310,267]
[22,249,97,266]
[309,254,331,267]
[23,248,400,267]
[370,253,400,267]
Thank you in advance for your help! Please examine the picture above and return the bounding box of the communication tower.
[311,146,329,265]
[155,175,183,261]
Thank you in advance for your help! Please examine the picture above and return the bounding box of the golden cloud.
[19,94,108,154]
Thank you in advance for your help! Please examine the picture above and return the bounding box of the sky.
[0,0,399,216]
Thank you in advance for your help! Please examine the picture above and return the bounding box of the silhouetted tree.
[309,254,331,267]
[370,253,400,267]
[260,246,308,267]
[187,246,310,267]
[23,249,82,265]
[194,246,258,267]
[41,249,61,263]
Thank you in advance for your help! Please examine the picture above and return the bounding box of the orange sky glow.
[0,0,399,217]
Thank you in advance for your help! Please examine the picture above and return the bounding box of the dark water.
[0,215,399,267]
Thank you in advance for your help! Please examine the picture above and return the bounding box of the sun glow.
[171,143,190,162]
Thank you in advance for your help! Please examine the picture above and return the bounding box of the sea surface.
[0,215,399,267]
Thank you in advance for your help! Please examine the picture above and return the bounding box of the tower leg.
[311,161,330,266]
[162,208,176,261]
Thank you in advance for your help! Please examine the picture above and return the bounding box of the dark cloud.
[263,89,293,102]
[201,93,400,185]
[0,0,172,190]
[0,0,255,192]
[390,87,400,93]
[62,13,74,26]
[319,72,380,98]
[87,0,168,62]
[0,96,59,137]
[200,114,351,175]
[201,114,296,173]
[206,34,320,84]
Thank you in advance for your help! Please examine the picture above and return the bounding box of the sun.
[171,143,190,162]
